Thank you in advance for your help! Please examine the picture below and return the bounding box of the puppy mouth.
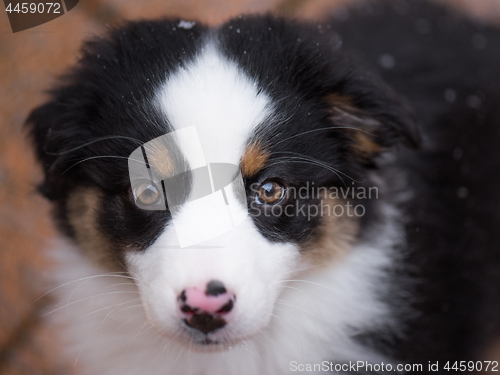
[183,314,227,334]
[176,321,247,352]
[195,337,222,346]
[182,322,232,347]
[187,333,240,353]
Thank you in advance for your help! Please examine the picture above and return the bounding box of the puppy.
[27,1,500,374]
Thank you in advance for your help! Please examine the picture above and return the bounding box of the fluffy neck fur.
[45,198,404,375]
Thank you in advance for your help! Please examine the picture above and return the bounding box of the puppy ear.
[25,101,68,200]
[326,67,421,162]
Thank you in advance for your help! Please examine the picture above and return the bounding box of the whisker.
[171,341,188,367]
[107,282,140,289]
[37,273,137,301]
[111,306,147,331]
[74,342,86,368]
[280,279,336,293]
[271,125,376,147]
[273,301,325,344]
[44,135,146,156]
[76,297,142,321]
[274,299,307,312]
[61,155,147,175]
[240,338,260,363]
[274,284,326,332]
[291,264,324,274]
[332,106,380,128]
[74,303,144,368]
[126,321,154,350]
[266,159,348,187]
[253,330,277,351]
[65,277,138,311]
[42,291,142,317]
[268,311,305,359]
[272,152,363,183]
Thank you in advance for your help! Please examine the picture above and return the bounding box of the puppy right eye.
[255,179,286,205]
[134,181,162,206]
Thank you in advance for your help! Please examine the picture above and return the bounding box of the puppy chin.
[150,320,251,353]
[186,337,241,353]
[143,300,270,353]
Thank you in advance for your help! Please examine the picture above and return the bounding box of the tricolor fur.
[27,1,500,374]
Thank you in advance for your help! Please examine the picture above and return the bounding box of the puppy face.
[27,16,418,349]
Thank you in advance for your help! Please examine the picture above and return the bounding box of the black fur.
[330,0,500,367]
[26,0,500,372]
[27,19,207,249]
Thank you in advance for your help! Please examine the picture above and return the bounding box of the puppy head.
[26,16,419,349]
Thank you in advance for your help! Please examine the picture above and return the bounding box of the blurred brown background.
[0,0,499,374]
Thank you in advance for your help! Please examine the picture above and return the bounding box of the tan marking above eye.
[256,180,285,205]
[147,141,175,178]
[135,182,161,205]
[241,141,269,178]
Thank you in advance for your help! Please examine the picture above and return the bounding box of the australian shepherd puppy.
[27,0,500,374]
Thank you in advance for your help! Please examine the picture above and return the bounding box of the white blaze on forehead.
[156,42,272,166]
[153,43,272,247]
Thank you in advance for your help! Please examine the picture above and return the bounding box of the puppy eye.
[255,180,285,205]
[134,181,162,206]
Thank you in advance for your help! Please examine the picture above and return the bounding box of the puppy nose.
[178,280,235,334]
[180,280,234,314]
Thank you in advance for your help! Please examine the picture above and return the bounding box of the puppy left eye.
[134,181,162,206]
[255,180,285,205]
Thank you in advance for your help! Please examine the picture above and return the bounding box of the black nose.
[184,313,226,334]
[206,280,227,296]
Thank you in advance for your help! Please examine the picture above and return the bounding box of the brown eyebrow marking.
[240,141,269,178]
[146,141,175,179]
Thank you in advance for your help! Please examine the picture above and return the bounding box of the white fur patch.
[156,42,273,167]
[152,43,275,247]
[47,200,402,374]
